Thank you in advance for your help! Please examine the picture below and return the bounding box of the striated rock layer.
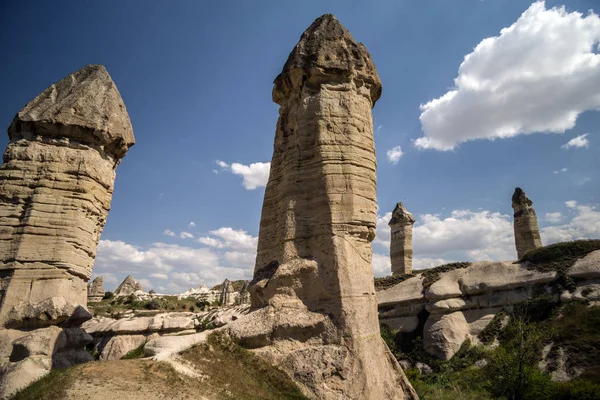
[512,187,542,259]
[230,14,416,400]
[87,277,105,303]
[114,275,142,298]
[389,202,415,275]
[0,64,135,328]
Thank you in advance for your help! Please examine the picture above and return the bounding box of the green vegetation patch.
[547,301,600,383]
[181,331,308,400]
[421,262,472,289]
[11,367,75,400]
[122,343,146,359]
[478,311,506,344]
[374,273,415,291]
[521,239,600,273]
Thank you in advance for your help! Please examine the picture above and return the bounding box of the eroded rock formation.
[377,251,600,360]
[0,64,135,329]
[87,277,105,303]
[114,275,142,297]
[229,14,416,400]
[512,187,542,259]
[389,202,415,275]
[219,279,234,306]
[0,65,134,398]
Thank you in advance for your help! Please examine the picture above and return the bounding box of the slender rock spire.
[230,14,416,400]
[512,187,542,259]
[389,202,415,275]
[0,64,135,327]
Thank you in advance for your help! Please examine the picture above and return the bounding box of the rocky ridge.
[378,248,600,361]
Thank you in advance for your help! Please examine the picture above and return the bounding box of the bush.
[102,291,114,300]
[145,299,161,310]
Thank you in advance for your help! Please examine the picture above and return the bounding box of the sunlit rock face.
[512,187,542,259]
[230,14,417,400]
[389,202,415,275]
[0,65,135,327]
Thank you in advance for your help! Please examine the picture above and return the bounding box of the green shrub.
[479,312,506,344]
[421,262,471,289]
[521,240,600,273]
[374,273,415,291]
[145,299,161,310]
[102,291,114,300]
[122,344,145,359]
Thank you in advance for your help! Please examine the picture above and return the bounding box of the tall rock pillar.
[389,202,415,275]
[512,187,542,259]
[0,65,135,328]
[230,14,417,400]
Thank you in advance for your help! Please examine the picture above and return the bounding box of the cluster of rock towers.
[387,187,543,276]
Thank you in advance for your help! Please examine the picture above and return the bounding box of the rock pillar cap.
[8,64,135,159]
[273,14,382,106]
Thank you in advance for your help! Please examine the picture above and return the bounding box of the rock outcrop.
[512,187,542,259]
[114,275,142,297]
[229,15,416,400]
[83,306,249,361]
[87,277,105,303]
[0,64,135,329]
[377,251,600,360]
[238,281,250,305]
[0,65,134,398]
[389,202,415,275]
[219,279,234,306]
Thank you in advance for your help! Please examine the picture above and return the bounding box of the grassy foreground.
[12,332,307,400]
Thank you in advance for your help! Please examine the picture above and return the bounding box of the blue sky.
[1,0,598,293]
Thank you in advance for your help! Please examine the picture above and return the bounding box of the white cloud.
[541,202,600,243]
[209,227,258,251]
[545,212,562,223]
[188,221,196,228]
[577,177,592,185]
[416,2,600,150]
[163,229,176,237]
[566,200,578,208]
[553,167,568,174]
[179,231,194,239]
[374,209,515,264]
[94,240,252,294]
[386,146,404,164]
[224,251,256,268]
[197,237,225,248]
[215,160,271,190]
[562,133,590,149]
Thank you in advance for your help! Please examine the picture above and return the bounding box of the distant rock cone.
[229,14,417,400]
[512,187,542,259]
[87,277,105,302]
[0,64,135,328]
[389,202,415,275]
[114,275,141,297]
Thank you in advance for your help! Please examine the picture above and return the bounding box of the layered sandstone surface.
[0,64,135,328]
[389,202,415,275]
[230,14,416,400]
[377,251,600,360]
[512,187,542,259]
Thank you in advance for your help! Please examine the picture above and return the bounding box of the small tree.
[485,307,552,400]
[102,291,114,300]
